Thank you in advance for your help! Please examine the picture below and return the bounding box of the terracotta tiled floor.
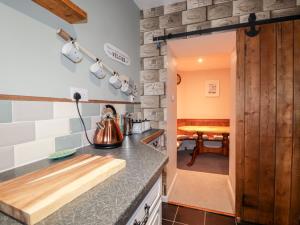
[162,203,237,225]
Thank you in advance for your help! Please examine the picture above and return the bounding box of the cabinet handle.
[133,204,150,225]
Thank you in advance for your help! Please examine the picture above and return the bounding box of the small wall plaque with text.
[104,43,131,66]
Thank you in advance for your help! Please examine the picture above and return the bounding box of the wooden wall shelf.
[0,94,140,105]
[32,0,87,24]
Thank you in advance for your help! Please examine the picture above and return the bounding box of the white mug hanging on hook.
[131,85,138,97]
[90,59,106,79]
[121,80,132,95]
[109,72,122,89]
[61,41,83,63]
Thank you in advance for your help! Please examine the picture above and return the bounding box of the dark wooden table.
[178,126,230,167]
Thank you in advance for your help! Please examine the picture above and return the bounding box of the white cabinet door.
[147,201,162,225]
[127,176,162,225]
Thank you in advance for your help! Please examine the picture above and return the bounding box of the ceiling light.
[197,58,203,63]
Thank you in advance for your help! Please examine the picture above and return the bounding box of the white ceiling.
[168,32,236,71]
[133,0,182,9]
[169,32,236,58]
[175,54,231,71]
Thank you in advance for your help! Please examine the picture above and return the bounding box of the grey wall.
[0,0,140,101]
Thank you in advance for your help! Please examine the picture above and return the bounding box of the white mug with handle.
[109,73,122,89]
[90,59,106,79]
[61,41,83,63]
[121,80,132,95]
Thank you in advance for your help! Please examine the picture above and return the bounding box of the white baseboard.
[162,172,178,203]
[161,195,168,202]
[226,177,235,212]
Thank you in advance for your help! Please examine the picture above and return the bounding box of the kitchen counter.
[0,129,168,225]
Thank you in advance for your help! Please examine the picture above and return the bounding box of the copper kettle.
[93,105,123,149]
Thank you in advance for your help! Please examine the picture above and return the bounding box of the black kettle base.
[93,142,123,149]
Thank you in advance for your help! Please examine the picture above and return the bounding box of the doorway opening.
[166,31,236,216]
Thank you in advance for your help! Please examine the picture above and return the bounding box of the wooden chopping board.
[0,154,126,225]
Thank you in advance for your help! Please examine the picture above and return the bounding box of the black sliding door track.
[153,14,300,41]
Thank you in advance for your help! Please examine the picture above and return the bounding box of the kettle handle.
[105,105,117,116]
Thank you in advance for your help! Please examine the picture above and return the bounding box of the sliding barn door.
[236,21,300,225]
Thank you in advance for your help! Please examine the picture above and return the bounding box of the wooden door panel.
[258,23,276,225]
[236,21,300,225]
[236,28,246,219]
[243,33,261,222]
[290,20,300,225]
[274,21,294,225]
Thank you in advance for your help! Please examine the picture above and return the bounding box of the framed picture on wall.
[205,80,219,97]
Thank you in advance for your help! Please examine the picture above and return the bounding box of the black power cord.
[73,92,94,146]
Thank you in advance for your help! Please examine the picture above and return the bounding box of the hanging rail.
[57,28,116,75]
[57,28,138,98]
[153,13,300,42]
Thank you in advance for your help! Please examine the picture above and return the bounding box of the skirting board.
[162,172,178,203]
[226,177,235,212]
[167,201,235,217]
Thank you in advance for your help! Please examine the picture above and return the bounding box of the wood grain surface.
[274,21,294,225]
[243,29,260,222]
[236,21,300,225]
[177,126,230,134]
[290,19,300,225]
[32,0,87,24]
[258,23,276,225]
[141,129,164,144]
[235,28,246,220]
[0,154,126,225]
[0,94,139,104]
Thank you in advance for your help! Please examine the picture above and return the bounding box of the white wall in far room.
[177,68,231,119]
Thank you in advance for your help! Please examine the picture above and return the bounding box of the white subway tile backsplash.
[0,146,14,172]
[36,119,70,139]
[113,104,127,115]
[82,129,96,146]
[91,116,101,129]
[55,133,82,151]
[13,101,53,121]
[0,101,12,123]
[126,104,135,113]
[81,104,100,117]
[70,117,91,133]
[0,122,35,147]
[14,138,55,167]
[0,99,134,172]
[53,102,80,118]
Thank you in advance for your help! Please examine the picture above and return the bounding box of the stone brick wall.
[139,0,300,133]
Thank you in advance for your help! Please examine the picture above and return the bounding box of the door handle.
[133,204,150,225]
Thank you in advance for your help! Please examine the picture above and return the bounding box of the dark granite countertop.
[0,129,168,225]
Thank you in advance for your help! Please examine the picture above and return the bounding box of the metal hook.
[154,37,161,49]
[245,13,260,37]
[96,58,102,64]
